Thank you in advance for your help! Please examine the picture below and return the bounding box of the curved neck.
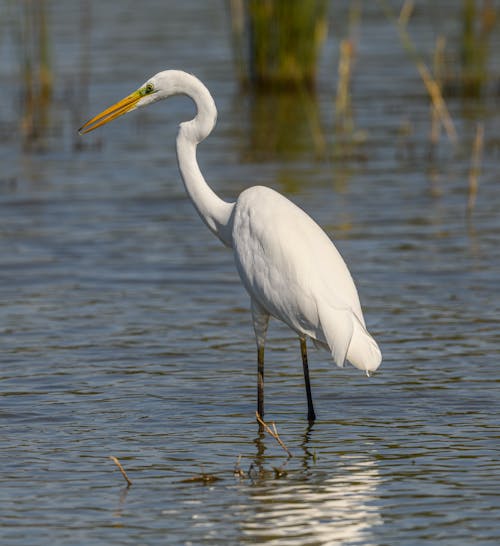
[174,74,234,247]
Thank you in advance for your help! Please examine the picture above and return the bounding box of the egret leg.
[300,338,316,422]
[251,299,270,421]
[257,345,265,419]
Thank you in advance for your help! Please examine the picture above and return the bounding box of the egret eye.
[144,83,154,95]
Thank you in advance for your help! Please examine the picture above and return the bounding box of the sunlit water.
[1,1,499,544]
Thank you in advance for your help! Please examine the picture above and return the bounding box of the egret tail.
[318,304,382,373]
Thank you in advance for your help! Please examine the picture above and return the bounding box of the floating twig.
[272,466,288,478]
[179,464,222,484]
[109,456,133,487]
[256,412,293,458]
[467,122,484,217]
[180,473,221,484]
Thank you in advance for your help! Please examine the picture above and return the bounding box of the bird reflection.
[240,430,382,545]
[246,421,317,483]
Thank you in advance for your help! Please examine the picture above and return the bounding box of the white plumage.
[232,185,381,372]
[79,70,382,422]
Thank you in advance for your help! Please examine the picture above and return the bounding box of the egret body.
[79,70,382,422]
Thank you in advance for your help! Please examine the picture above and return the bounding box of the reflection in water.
[112,486,131,518]
[7,0,93,152]
[18,0,53,148]
[243,89,326,163]
[240,440,382,545]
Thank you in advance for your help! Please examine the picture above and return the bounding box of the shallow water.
[1,1,499,545]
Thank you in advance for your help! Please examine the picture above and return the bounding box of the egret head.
[78,71,175,134]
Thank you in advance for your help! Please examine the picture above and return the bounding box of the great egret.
[79,70,381,422]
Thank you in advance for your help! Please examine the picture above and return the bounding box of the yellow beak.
[78,90,142,134]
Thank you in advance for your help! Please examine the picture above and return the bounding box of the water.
[1,1,499,544]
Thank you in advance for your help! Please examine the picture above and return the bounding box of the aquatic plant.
[17,0,53,148]
[230,0,328,91]
[457,0,496,98]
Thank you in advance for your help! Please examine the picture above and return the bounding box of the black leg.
[300,338,316,422]
[251,300,269,428]
[257,345,265,420]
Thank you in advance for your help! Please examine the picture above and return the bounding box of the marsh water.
[1,1,499,544]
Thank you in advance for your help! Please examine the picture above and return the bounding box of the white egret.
[79,70,381,422]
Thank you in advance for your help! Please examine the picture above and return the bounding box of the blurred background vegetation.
[230,0,328,90]
[1,0,499,196]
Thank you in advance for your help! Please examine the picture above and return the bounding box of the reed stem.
[467,122,484,216]
[109,456,133,487]
[380,0,458,146]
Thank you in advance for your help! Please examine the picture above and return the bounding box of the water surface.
[1,1,499,544]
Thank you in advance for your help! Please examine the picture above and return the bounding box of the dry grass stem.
[429,36,446,149]
[467,123,484,216]
[398,0,414,26]
[256,412,293,458]
[381,0,458,146]
[416,61,457,145]
[335,39,353,127]
[109,456,133,487]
